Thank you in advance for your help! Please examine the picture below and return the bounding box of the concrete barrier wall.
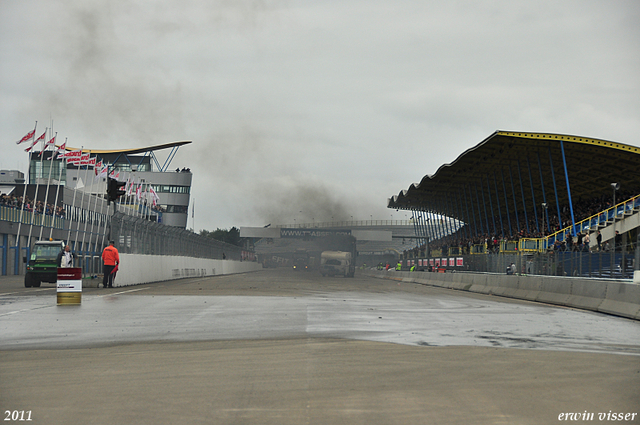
[364,270,640,321]
[90,254,262,287]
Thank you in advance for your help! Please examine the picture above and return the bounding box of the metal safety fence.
[110,212,244,260]
[461,250,636,279]
[0,205,64,229]
[403,242,637,279]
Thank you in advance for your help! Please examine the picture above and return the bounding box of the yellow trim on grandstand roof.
[496,131,640,154]
[62,140,192,155]
[387,130,640,212]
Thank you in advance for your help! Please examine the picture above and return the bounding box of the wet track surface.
[1,269,639,354]
[2,269,640,425]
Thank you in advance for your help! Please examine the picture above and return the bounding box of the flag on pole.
[57,140,67,158]
[149,186,160,207]
[69,152,91,166]
[15,129,35,145]
[48,140,67,160]
[94,160,108,180]
[25,131,46,153]
[39,135,56,157]
[79,153,91,166]
[94,160,103,179]
[63,149,82,163]
[126,178,136,196]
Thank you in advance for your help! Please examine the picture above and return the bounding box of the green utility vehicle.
[24,240,65,287]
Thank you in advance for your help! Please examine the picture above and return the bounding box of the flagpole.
[146,184,152,221]
[124,171,133,218]
[49,138,67,240]
[15,121,37,267]
[122,172,130,217]
[87,156,105,273]
[144,183,150,221]
[140,183,147,220]
[97,177,109,257]
[79,155,97,271]
[115,170,123,215]
[39,132,57,240]
[66,147,82,245]
[74,151,91,262]
[138,181,144,219]
[138,181,143,219]
[27,127,48,249]
[133,179,139,218]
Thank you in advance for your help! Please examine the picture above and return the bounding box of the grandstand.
[388,131,640,278]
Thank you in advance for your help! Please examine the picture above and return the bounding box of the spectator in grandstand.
[553,239,563,251]
[565,233,573,251]
[615,231,622,252]
[583,232,590,251]
[596,231,602,251]
[576,232,583,251]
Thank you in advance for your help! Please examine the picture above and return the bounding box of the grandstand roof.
[388,131,640,228]
[63,140,192,155]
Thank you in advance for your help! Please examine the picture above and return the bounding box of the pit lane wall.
[90,254,262,287]
[363,270,640,320]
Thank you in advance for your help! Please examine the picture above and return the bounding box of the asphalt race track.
[1,268,639,424]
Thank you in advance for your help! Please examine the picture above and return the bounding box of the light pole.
[541,203,547,237]
[611,183,619,276]
[611,183,619,209]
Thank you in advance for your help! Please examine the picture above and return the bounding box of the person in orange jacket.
[102,240,120,288]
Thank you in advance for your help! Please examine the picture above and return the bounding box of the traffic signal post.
[106,176,126,242]
[107,177,126,205]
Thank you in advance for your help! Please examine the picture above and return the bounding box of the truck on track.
[24,240,65,287]
[292,249,310,271]
[320,251,355,277]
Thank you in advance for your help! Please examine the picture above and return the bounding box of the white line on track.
[95,287,150,296]
[0,305,54,317]
[0,287,149,316]
[0,287,56,296]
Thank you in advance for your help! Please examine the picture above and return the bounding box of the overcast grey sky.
[2,1,639,231]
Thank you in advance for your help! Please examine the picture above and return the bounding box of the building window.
[159,205,188,214]
[151,185,190,194]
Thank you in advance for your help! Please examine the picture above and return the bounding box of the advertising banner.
[57,267,82,305]
[280,228,351,239]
